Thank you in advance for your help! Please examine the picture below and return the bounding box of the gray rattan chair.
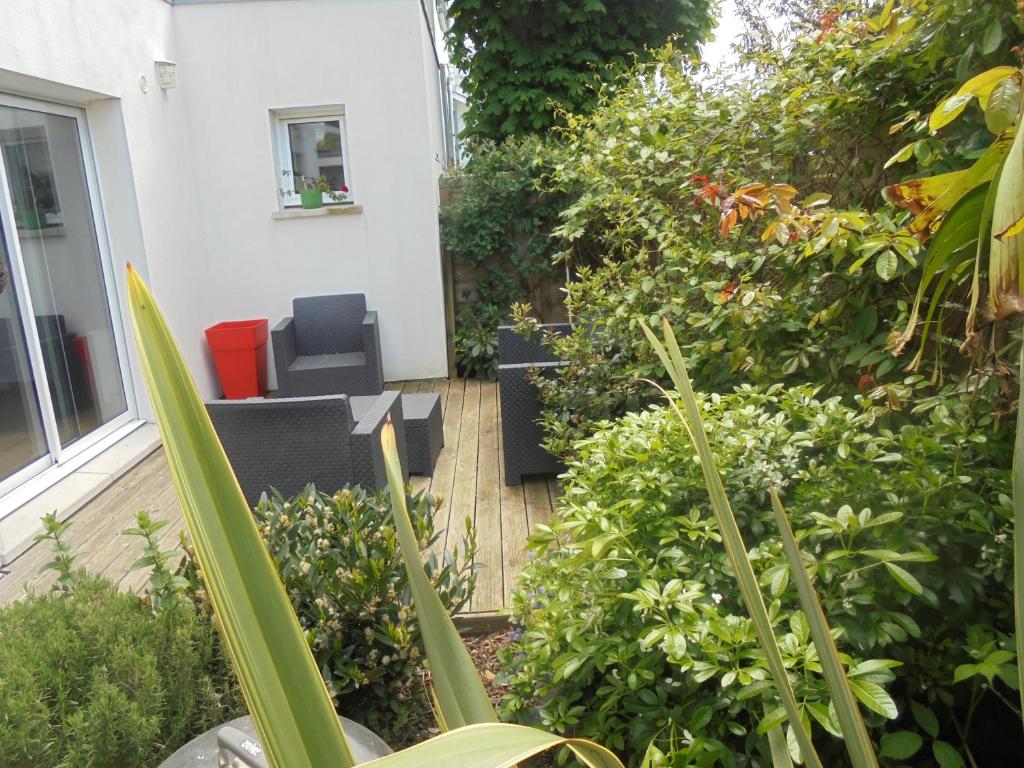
[206,391,408,504]
[498,323,571,485]
[272,294,384,397]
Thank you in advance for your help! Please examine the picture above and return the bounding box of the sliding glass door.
[0,95,132,495]
[0,217,49,485]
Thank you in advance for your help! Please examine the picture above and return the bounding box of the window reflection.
[0,218,48,480]
[287,120,346,192]
[0,105,127,449]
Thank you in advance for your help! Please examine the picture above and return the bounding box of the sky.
[700,0,745,70]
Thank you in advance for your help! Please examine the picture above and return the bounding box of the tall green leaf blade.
[126,266,355,768]
[965,156,1005,342]
[990,117,1024,319]
[766,717,794,768]
[894,183,987,361]
[1014,336,1024,717]
[360,723,623,768]
[908,258,971,372]
[381,422,497,729]
[640,319,824,768]
[770,489,880,768]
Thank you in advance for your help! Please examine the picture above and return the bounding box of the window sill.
[272,204,363,220]
[17,225,67,239]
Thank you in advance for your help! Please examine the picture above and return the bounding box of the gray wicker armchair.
[206,391,408,504]
[272,294,384,397]
[498,323,571,485]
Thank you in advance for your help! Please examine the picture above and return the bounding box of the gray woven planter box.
[497,323,571,485]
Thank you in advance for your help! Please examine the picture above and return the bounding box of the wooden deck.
[0,379,557,619]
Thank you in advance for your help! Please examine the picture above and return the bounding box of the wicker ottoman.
[400,393,443,476]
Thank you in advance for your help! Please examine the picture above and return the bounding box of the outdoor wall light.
[155,60,177,89]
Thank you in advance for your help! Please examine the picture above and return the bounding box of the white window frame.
[272,106,353,209]
[0,91,138,503]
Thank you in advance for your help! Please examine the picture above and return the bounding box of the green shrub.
[251,484,477,745]
[0,576,242,768]
[500,387,1016,765]
[520,1,1023,455]
[454,302,501,380]
[516,228,916,456]
[442,138,570,378]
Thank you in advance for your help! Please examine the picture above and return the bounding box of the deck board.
[0,379,555,617]
[498,391,530,605]
[524,480,553,530]
[426,378,464,562]
[0,452,171,602]
[472,381,502,613]
[446,379,481,560]
[96,477,181,586]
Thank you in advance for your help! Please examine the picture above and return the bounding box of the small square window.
[273,108,352,208]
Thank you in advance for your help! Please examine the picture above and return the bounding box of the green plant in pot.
[280,171,348,210]
[14,204,43,230]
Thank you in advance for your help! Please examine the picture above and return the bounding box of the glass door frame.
[0,92,137,499]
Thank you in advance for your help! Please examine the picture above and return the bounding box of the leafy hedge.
[447,0,715,139]
[500,388,1017,765]
[441,138,568,379]
[519,0,1024,454]
[516,230,913,457]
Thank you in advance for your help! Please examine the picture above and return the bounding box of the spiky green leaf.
[381,422,497,729]
[127,266,356,768]
[770,490,879,768]
[640,319,824,768]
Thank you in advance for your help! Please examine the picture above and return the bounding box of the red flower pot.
[205,319,268,399]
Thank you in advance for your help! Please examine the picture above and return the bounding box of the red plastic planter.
[205,319,268,399]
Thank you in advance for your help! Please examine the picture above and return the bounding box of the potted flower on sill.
[280,171,349,210]
[14,205,43,231]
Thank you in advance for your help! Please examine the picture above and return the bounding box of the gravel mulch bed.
[403,630,556,766]
[401,630,515,747]
[464,629,515,707]
[463,631,555,767]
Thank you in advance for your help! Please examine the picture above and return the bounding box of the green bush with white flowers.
[251,484,478,745]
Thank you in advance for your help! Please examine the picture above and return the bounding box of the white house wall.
[172,0,449,391]
[417,0,448,177]
[0,0,198,423]
[0,0,449,407]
